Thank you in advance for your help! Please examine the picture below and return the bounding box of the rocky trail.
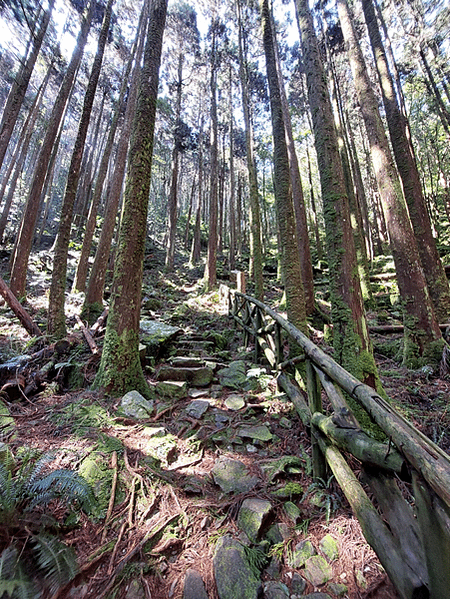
[2,244,449,599]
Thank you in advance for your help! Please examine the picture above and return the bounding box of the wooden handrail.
[226,287,450,599]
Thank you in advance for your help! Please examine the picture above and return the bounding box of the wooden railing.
[224,287,450,599]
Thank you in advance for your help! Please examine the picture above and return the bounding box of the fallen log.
[311,412,404,474]
[0,277,43,337]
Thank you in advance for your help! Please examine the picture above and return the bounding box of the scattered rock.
[290,573,307,595]
[189,388,209,398]
[237,425,272,442]
[156,380,187,399]
[327,582,348,596]
[265,557,282,579]
[303,555,333,586]
[140,426,178,465]
[140,320,181,356]
[284,501,301,524]
[260,456,304,482]
[319,534,339,562]
[120,390,154,419]
[183,568,208,599]
[272,482,303,499]
[170,356,205,368]
[157,365,214,387]
[225,394,246,411]
[263,581,290,599]
[289,540,316,568]
[301,594,332,599]
[211,457,260,494]
[217,361,248,389]
[213,536,262,599]
[237,498,272,543]
[356,569,368,589]
[266,523,290,545]
[186,399,210,419]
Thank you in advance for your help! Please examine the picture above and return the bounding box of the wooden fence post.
[412,472,450,598]
[306,359,327,480]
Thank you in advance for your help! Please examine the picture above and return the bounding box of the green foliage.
[303,476,342,524]
[0,449,96,598]
[243,544,269,577]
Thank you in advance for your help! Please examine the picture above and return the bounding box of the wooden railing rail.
[224,286,450,599]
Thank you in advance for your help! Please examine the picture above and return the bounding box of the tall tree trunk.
[237,0,264,300]
[9,1,94,300]
[73,54,134,293]
[204,19,219,291]
[190,114,204,266]
[47,0,114,338]
[295,0,381,397]
[337,0,443,367]
[273,21,314,314]
[0,0,55,171]
[228,66,236,272]
[362,0,450,323]
[94,0,168,396]
[165,52,184,270]
[83,4,148,322]
[261,0,307,334]
[0,64,52,241]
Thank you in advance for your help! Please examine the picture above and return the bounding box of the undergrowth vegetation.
[0,448,95,598]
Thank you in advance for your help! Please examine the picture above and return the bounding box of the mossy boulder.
[140,320,182,357]
[120,390,154,419]
[79,452,115,518]
[237,498,272,543]
[213,536,262,599]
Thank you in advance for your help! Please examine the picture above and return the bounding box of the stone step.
[156,365,214,387]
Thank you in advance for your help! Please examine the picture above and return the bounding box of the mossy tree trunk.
[204,18,220,292]
[260,0,307,335]
[273,25,315,315]
[295,0,379,390]
[82,8,147,323]
[47,0,114,338]
[9,1,94,300]
[236,0,264,301]
[72,56,133,294]
[336,0,443,368]
[362,0,450,324]
[94,0,168,396]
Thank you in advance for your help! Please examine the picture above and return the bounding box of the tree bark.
[9,1,94,300]
[336,0,443,368]
[204,19,220,291]
[362,0,450,323]
[236,0,264,301]
[295,0,379,398]
[83,6,148,321]
[0,0,55,171]
[73,55,134,293]
[47,0,114,338]
[94,0,168,395]
[0,277,42,338]
[261,0,307,335]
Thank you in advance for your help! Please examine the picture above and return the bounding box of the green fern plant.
[0,448,96,598]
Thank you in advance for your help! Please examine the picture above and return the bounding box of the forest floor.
[1,242,449,599]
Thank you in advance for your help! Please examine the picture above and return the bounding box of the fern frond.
[0,547,38,599]
[27,469,95,512]
[33,534,78,594]
[26,451,57,485]
[0,465,18,522]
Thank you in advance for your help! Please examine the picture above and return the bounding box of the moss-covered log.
[311,413,404,474]
[319,439,429,599]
